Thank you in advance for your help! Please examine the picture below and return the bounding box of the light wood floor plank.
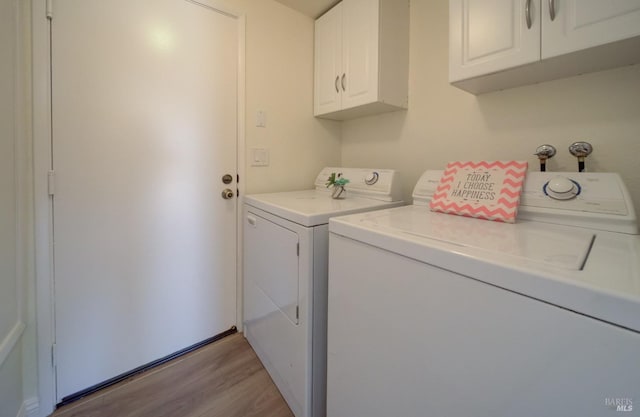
[50,333,294,417]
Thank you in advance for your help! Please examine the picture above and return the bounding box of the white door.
[542,0,640,59]
[449,0,541,82]
[51,0,238,402]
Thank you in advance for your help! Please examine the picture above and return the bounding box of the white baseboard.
[16,397,39,417]
[0,321,26,367]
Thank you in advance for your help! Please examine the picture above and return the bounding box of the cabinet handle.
[341,73,346,91]
[525,0,532,29]
[548,0,556,21]
[335,75,340,93]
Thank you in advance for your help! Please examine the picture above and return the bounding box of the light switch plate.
[256,111,266,128]
[251,148,269,167]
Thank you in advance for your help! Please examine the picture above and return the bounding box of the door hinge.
[296,243,299,256]
[46,0,53,19]
[47,170,55,196]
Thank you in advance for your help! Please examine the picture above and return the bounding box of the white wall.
[231,0,342,194]
[340,0,640,212]
[0,0,25,416]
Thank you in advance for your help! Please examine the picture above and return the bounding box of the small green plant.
[326,172,350,188]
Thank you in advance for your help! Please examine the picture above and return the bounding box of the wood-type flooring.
[50,333,294,417]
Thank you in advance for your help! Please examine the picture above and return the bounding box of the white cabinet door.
[341,0,379,110]
[449,0,540,82]
[314,3,342,115]
[542,0,640,59]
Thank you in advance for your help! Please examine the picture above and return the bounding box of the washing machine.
[243,167,403,417]
[327,170,640,417]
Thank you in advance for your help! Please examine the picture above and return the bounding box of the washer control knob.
[544,176,580,200]
[365,172,379,185]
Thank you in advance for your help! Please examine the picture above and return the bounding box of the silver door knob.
[221,189,234,199]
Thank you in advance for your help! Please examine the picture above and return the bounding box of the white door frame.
[31,1,245,414]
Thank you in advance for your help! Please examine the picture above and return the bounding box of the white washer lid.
[365,206,595,270]
[245,190,404,227]
[329,205,640,333]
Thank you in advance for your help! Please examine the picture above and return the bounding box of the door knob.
[221,188,234,199]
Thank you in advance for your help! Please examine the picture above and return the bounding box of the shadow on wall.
[475,64,640,131]
[338,110,408,145]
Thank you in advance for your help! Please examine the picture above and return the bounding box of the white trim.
[15,0,38,411]
[15,397,39,417]
[32,2,247,413]
[12,0,24,330]
[236,14,246,332]
[32,0,57,413]
[24,397,40,417]
[16,402,25,417]
[185,0,240,18]
[0,321,25,367]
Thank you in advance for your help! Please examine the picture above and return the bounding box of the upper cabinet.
[449,0,540,83]
[450,0,640,94]
[314,0,409,120]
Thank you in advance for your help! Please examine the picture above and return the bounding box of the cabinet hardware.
[341,73,346,91]
[525,0,532,29]
[548,0,556,21]
[335,75,340,93]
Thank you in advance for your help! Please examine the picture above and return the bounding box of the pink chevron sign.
[429,161,528,223]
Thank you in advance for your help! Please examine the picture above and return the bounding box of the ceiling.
[273,0,340,18]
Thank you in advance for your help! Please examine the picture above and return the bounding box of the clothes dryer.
[243,167,403,417]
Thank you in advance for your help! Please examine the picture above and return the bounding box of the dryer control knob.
[544,176,580,200]
[365,172,379,185]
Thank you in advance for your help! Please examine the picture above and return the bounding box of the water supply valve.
[569,141,593,172]
[534,144,556,172]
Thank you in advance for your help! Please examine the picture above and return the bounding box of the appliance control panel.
[412,170,638,234]
[314,167,402,202]
[520,172,637,234]
[521,173,628,215]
